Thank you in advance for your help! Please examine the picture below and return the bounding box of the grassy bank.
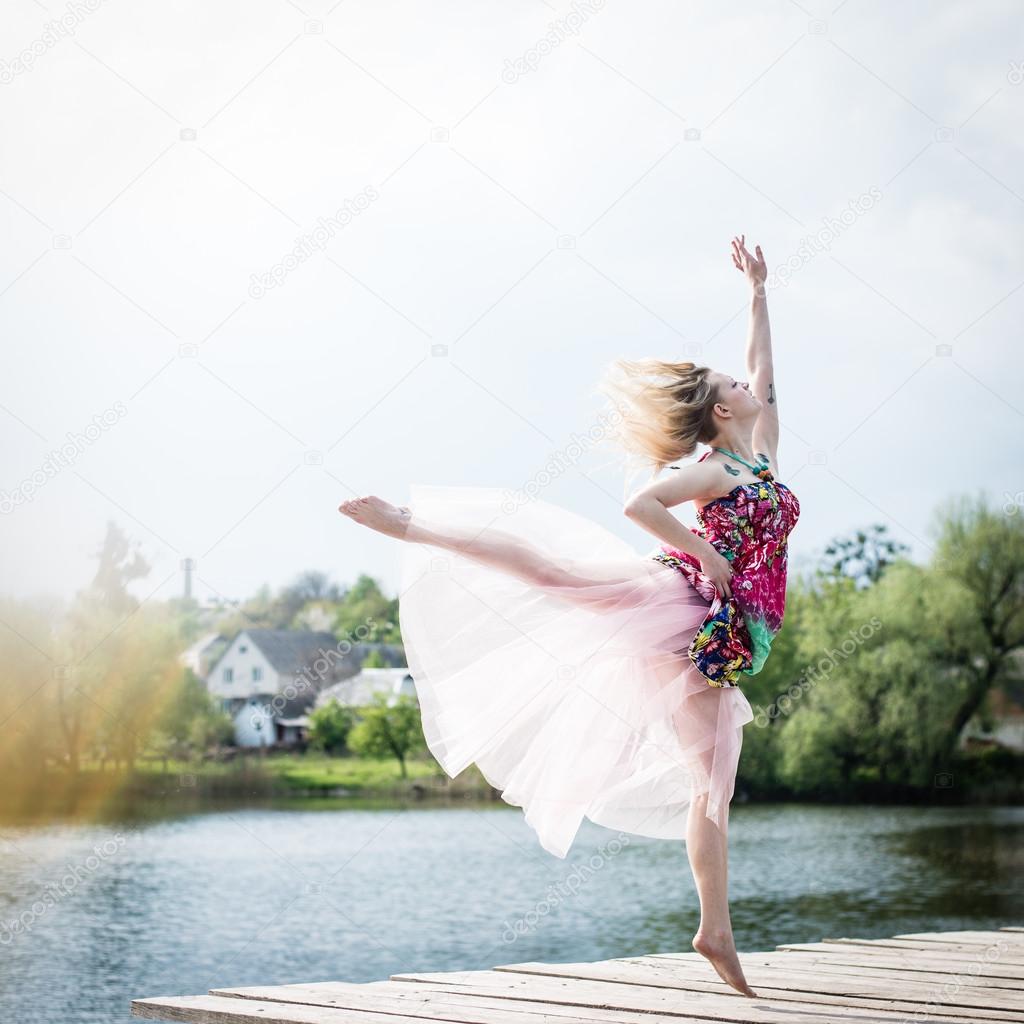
[0,753,500,823]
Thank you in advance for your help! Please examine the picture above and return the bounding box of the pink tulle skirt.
[397,484,754,859]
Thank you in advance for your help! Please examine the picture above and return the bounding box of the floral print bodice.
[651,451,801,688]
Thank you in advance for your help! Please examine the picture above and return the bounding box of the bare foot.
[692,929,757,997]
[338,496,411,539]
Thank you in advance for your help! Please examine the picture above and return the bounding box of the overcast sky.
[2,0,1022,609]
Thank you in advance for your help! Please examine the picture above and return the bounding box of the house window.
[239,645,248,653]
[223,667,234,683]
[252,667,262,682]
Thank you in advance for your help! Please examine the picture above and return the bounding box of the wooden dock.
[133,927,1024,1024]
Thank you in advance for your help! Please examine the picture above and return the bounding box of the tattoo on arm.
[724,464,740,477]
[767,381,775,405]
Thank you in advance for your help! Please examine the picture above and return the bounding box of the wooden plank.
[478,954,1024,1011]
[621,955,1023,1019]
[818,937,1024,964]
[214,971,1015,1023]
[132,994,450,1024]
[210,981,709,1024]
[772,942,1024,979]
[894,931,1024,947]
[389,966,1014,1024]
[650,949,1024,994]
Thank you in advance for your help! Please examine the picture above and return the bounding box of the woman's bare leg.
[339,495,638,605]
[686,794,756,997]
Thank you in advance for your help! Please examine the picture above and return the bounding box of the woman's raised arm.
[731,236,780,473]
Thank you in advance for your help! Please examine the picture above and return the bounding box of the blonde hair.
[595,357,720,476]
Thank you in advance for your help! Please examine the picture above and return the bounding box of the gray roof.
[243,629,343,675]
[216,631,409,717]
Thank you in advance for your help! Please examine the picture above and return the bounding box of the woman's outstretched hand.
[731,234,767,295]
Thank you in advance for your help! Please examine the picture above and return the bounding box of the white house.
[316,667,418,709]
[206,629,409,747]
[207,629,349,747]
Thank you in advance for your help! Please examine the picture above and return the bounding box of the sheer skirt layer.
[397,484,754,859]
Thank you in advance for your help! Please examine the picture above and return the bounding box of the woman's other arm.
[624,466,735,598]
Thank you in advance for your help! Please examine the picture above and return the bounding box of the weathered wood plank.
[474,954,1024,1011]
[818,937,1024,964]
[650,950,1024,993]
[389,967,1007,1024]
[895,931,1024,947]
[210,982,708,1024]
[399,962,1015,1019]
[621,955,1024,1019]
[132,994,451,1024]
[773,942,1024,979]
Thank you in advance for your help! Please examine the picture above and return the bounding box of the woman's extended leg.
[339,495,645,609]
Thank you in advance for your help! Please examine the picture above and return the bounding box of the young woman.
[339,236,799,998]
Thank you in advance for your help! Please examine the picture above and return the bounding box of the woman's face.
[712,371,761,418]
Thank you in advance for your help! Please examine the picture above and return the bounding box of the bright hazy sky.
[2,0,1022,607]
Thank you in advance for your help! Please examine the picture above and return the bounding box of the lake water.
[1,800,1021,1023]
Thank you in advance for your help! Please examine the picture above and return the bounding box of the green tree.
[768,495,1024,795]
[334,575,401,644]
[926,494,1024,770]
[347,693,424,777]
[157,668,233,760]
[308,699,357,754]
